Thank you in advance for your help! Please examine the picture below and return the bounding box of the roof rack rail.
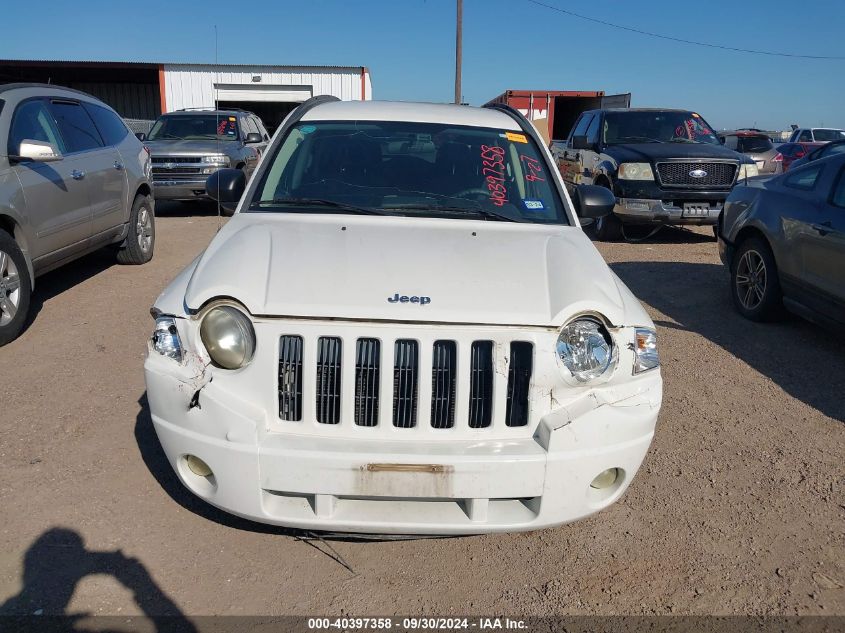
[175,106,258,115]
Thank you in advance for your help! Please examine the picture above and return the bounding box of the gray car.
[718,153,845,326]
[142,108,269,214]
[719,131,780,174]
[0,83,155,345]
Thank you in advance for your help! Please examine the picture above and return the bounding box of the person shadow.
[0,528,197,633]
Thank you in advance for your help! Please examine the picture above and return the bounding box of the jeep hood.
[179,214,640,327]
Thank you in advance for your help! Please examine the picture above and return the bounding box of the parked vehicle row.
[0,83,155,345]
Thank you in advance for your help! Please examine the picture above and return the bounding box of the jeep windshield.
[147,115,239,141]
[249,120,570,224]
[603,111,720,146]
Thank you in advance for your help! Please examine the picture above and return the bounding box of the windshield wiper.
[612,136,662,143]
[382,204,526,223]
[250,197,399,215]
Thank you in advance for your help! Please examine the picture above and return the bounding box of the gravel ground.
[0,203,843,620]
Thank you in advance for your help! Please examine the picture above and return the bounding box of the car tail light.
[795,150,806,158]
[773,153,783,162]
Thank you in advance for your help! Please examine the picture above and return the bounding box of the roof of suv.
[301,100,522,130]
[0,82,98,100]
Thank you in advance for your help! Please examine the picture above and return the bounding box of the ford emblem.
[689,168,708,178]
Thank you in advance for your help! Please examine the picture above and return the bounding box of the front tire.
[117,194,155,265]
[0,230,32,347]
[593,212,623,241]
[730,237,782,321]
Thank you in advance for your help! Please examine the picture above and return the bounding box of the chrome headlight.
[633,328,659,374]
[617,162,654,181]
[199,305,256,369]
[152,316,183,362]
[737,163,759,181]
[556,317,617,382]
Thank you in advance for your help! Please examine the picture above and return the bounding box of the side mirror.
[13,139,63,162]
[206,168,246,213]
[245,132,262,144]
[573,184,615,220]
[571,135,597,151]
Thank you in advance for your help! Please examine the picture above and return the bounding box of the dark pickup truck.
[551,108,757,240]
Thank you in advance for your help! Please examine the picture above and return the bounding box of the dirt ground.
[0,202,843,620]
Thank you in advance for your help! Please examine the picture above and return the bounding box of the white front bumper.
[144,337,661,534]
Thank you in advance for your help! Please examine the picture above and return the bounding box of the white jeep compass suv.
[144,96,662,535]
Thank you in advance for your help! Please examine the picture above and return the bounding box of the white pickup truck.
[144,97,662,535]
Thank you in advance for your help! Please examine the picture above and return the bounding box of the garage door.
[213,84,312,102]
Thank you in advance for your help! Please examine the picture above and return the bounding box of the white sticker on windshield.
[524,199,545,211]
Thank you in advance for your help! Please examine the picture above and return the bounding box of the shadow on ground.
[612,260,845,423]
[25,249,117,332]
[155,200,228,219]
[0,528,197,632]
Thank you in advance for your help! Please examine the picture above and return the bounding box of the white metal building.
[0,59,372,131]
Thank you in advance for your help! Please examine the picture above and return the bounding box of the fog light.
[185,455,213,478]
[590,467,619,489]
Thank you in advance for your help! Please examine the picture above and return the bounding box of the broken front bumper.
[144,346,661,535]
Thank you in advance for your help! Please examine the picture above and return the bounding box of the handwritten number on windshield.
[481,145,508,207]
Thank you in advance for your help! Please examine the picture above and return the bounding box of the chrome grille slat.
[431,340,457,429]
[393,339,418,428]
[469,341,494,429]
[151,156,202,164]
[354,338,380,427]
[505,342,533,427]
[316,337,342,424]
[278,335,303,421]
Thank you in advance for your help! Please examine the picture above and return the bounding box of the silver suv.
[141,108,269,214]
[0,83,155,345]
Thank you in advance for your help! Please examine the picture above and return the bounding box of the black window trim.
[47,98,105,155]
[81,100,129,148]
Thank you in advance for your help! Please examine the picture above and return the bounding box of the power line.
[523,0,845,60]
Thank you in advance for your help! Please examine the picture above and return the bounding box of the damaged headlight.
[556,317,617,382]
[633,328,659,374]
[152,316,183,362]
[200,305,256,370]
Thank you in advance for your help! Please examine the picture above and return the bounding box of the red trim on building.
[360,67,366,101]
[158,65,167,114]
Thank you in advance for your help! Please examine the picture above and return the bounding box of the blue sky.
[4,0,844,131]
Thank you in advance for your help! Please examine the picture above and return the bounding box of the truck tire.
[0,230,32,347]
[730,236,782,321]
[117,194,155,265]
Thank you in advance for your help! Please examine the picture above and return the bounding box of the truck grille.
[277,336,534,430]
[151,156,202,164]
[655,161,737,188]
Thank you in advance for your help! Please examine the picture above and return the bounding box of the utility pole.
[455,0,463,104]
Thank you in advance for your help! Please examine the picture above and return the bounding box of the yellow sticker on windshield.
[505,132,528,143]
[692,113,701,118]
[229,117,236,121]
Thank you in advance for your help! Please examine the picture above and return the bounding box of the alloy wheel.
[137,205,153,253]
[0,250,21,326]
[735,249,767,310]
